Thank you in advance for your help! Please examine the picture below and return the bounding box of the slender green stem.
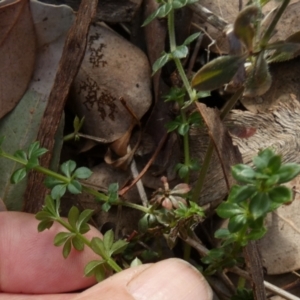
[1,151,68,182]
[56,217,122,272]
[168,8,196,183]
[181,109,190,183]
[63,132,77,142]
[259,0,290,48]
[120,201,150,213]
[174,58,195,101]
[168,8,194,101]
[0,150,150,214]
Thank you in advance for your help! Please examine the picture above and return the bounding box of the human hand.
[0,211,212,300]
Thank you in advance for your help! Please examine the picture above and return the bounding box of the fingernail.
[127,258,213,300]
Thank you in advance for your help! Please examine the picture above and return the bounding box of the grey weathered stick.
[189,3,228,32]
[23,0,98,213]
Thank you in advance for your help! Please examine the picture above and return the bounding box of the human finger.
[0,211,102,294]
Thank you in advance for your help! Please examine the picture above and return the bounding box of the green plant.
[36,196,127,280]
[202,149,300,274]
[1,0,300,298]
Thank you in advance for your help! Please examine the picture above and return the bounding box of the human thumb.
[74,258,213,300]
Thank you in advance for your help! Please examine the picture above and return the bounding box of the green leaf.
[249,192,270,219]
[277,163,300,184]
[214,228,231,239]
[191,55,246,91]
[216,202,245,218]
[72,236,84,251]
[231,164,256,183]
[244,53,272,97]
[102,202,111,212]
[187,0,198,4]
[142,3,172,26]
[206,248,225,260]
[152,53,171,74]
[51,184,67,200]
[110,239,128,255]
[130,257,142,267]
[268,31,300,63]
[54,232,73,246]
[103,230,114,252]
[178,123,189,136]
[91,237,106,256]
[68,206,80,229]
[94,265,107,282]
[108,183,119,194]
[172,45,188,59]
[61,160,76,178]
[80,223,90,234]
[37,220,54,232]
[264,174,280,187]
[73,167,92,179]
[188,112,202,126]
[166,120,180,132]
[176,164,189,179]
[74,115,85,132]
[84,260,105,277]
[138,214,150,233]
[227,185,257,203]
[35,211,53,221]
[44,176,65,189]
[44,195,59,216]
[233,5,260,52]
[267,155,282,173]
[268,186,292,204]
[31,147,48,158]
[26,157,39,169]
[172,0,186,9]
[247,227,267,241]
[11,168,27,184]
[28,141,40,158]
[228,214,247,233]
[77,209,94,230]
[183,32,201,46]
[67,180,82,194]
[196,91,211,98]
[62,238,72,258]
[248,216,264,229]
[13,150,27,161]
[253,148,274,170]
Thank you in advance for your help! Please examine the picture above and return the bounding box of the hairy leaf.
[191,55,246,91]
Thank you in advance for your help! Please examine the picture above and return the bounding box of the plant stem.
[0,151,68,182]
[56,217,122,272]
[260,0,290,48]
[181,109,190,183]
[0,150,149,214]
[168,8,196,182]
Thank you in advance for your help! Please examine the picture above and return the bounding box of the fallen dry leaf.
[190,98,300,205]
[195,102,242,191]
[0,0,36,119]
[71,23,152,143]
[0,0,74,211]
[242,50,300,113]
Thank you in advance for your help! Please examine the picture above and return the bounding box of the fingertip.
[127,258,213,300]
